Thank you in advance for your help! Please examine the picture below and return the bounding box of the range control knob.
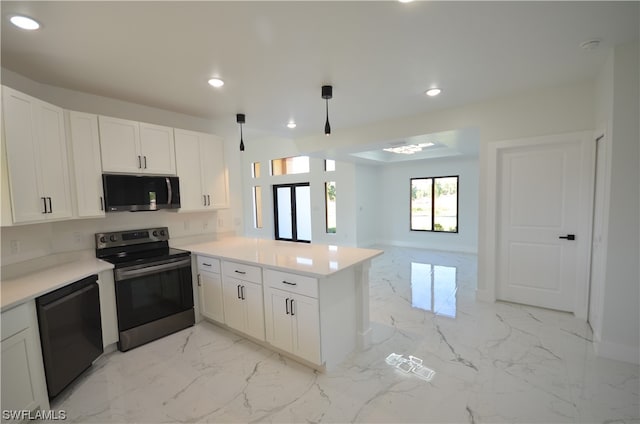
[160,230,166,237]
[99,236,107,243]
[152,230,158,237]
[109,235,118,242]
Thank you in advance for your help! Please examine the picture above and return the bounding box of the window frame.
[410,175,459,233]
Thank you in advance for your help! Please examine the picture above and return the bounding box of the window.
[270,156,309,176]
[253,186,263,228]
[273,183,311,242]
[325,159,335,172]
[325,181,336,233]
[410,176,458,232]
[251,162,261,178]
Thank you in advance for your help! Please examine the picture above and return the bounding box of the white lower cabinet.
[1,302,49,418]
[222,277,264,341]
[264,287,321,365]
[197,257,224,323]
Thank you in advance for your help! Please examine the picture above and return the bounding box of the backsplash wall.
[0,209,233,266]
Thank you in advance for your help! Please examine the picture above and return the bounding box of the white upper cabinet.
[67,111,105,218]
[175,129,228,211]
[99,116,176,175]
[2,86,72,224]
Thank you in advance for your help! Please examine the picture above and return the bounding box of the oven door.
[114,256,193,332]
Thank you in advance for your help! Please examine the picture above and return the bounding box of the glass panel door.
[273,183,311,242]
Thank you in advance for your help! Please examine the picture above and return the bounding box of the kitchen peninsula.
[182,237,383,369]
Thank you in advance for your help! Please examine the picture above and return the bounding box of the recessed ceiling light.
[287,121,297,129]
[579,39,601,50]
[207,78,224,88]
[10,15,40,30]
[398,0,414,3]
[425,88,442,97]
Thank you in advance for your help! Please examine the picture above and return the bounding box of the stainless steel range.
[95,227,194,352]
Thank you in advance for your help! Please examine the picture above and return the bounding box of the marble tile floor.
[49,246,639,423]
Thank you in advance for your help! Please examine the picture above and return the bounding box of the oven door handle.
[115,257,190,281]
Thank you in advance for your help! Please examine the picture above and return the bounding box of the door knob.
[559,234,576,240]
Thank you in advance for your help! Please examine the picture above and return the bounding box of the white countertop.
[182,237,383,277]
[1,258,114,312]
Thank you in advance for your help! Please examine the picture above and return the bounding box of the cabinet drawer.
[223,261,262,284]
[264,269,318,299]
[197,256,220,274]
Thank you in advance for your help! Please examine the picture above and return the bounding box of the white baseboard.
[594,339,640,365]
[377,239,478,254]
[475,288,495,303]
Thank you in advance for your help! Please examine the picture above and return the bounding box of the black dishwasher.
[36,274,103,399]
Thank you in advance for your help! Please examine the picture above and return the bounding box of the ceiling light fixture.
[579,39,601,50]
[287,121,297,129]
[384,142,435,155]
[236,113,246,152]
[208,78,224,88]
[398,0,414,3]
[425,88,442,97]
[322,85,333,136]
[10,15,40,30]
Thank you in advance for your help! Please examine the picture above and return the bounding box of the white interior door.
[497,134,591,313]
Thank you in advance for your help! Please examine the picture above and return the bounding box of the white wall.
[378,156,478,253]
[240,136,358,246]
[354,164,381,247]
[1,69,238,266]
[594,42,640,364]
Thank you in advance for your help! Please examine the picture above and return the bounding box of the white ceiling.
[1,1,638,161]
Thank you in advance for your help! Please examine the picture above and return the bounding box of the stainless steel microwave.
[102,174,181,212]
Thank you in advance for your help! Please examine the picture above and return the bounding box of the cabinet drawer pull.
[234,270,246,275]
[202,262,212,267]
[282,280,297,286]
[197,274,201,287]
[285,298,290,315]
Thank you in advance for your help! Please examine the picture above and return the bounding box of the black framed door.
[273,183,311,242]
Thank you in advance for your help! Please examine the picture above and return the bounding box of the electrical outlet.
[10,239,19,254]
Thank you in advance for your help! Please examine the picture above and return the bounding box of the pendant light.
[236,113,246,152]
[322,85,332,136]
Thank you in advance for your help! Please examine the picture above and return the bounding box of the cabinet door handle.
[203,195,207,206]
[282,280,297,286]
[144,156,147,169]
[285,298,290,315]
[47,197,52,213]
[237,284,241,299]
[290,299,295,316]
[100,196,104,211]
[138,155,142,169]
[207,194,211,206]
[240,285,245,300]
[41,197,47,214]
[197,274,201,287]
[234,270,246,275]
